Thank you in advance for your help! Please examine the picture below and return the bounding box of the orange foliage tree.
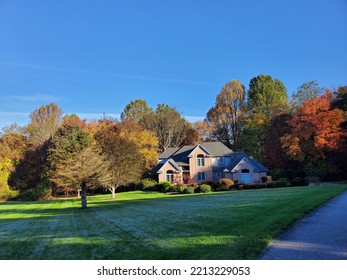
[281,91,344,163]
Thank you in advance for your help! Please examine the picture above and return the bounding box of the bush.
[291,177,309,186]
[139,178,157,190]
[261,176,268,183]
[216,178,234,191]
[169,185,186,193]
[188,182,199,189]
[0,187,19,201]
[20,181,52,201]
[156,181,171,193]
[183,186,195,194]
[277,178,291,188]
[242,183,267,190]
[197,184,212,193]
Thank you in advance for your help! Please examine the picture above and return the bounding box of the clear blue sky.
[1,0,346,130]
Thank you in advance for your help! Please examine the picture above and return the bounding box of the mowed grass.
[1,185,346,260]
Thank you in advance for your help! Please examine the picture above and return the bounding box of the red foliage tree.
[281,91,344,162]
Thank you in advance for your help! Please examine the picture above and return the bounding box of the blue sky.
[1,0,346,130]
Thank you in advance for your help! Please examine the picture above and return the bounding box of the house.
[150,142,268,184]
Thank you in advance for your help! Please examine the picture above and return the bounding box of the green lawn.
[1,185,346,260]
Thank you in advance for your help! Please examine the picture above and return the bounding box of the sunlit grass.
[1,186,346,259]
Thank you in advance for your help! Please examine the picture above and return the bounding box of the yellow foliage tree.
[117,119,159,170]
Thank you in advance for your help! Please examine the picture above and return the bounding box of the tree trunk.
[81,182,87,209]
[111,186,115,199]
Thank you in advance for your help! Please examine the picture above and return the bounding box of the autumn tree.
[121,99,153,122]
[48,125,111,208]
[0,128,27,198]
[62,114,87,129]
[9,141,49,191]
[26,103,63,146]
[281,91,344,183]
[141,104,190,151]
[117,119,159,170]
[207,80,246,148]
[94,120,143,199]
[192,121,213,143]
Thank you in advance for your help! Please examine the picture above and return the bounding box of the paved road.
[259,190,347,260]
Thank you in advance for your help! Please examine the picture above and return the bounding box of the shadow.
[2,187,347,260]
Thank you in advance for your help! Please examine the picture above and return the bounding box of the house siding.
[230,158,266,183]
[153,142,268,185]
[188,146,213,183]
[158,162,183,184]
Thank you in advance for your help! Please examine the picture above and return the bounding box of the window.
[218,157,224,165]
[197,154,205,166]
[198,172,206,181]
[166,170,174,183]
[216,171,222,179]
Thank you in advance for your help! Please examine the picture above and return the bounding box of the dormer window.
[197,154,205,166]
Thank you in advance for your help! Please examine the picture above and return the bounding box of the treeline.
[0,74,346,206]
[0,101,198,206]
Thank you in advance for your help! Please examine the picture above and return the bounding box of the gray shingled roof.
[159,147,180,159]
[153,142,268,174]
[201,142,232,157]
[229,152,268,172]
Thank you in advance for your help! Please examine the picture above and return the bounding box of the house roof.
[158,142,233,160]
[151,158,182,174]
[229,152,269,172]
[201,142,233,157]
[159,147,180,159]
[154,142,268,174]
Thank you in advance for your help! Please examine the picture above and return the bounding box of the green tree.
[207,80,246,148]
[48,125,111,208]
[121,99,153,122]
[236,75,288,161]
[248,74,288,118]
[234,113,267,162]
[290,81,323,110]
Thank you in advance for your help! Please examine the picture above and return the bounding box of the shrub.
[0,187,19,201]
[169,185,186,193]
[20,181,52,201]
[156,181,171,193]
[270,168,285,181]
[216,178,234,191]
[183,186,195,194]
[139,178,157,190]
[197,184,212,193]
[261,176,268,183]
[291,177,309,187]
[188,182,199,189]
[277,178,291,188]
[243,183,267,190]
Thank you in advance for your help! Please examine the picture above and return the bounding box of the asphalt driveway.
[259,189,347,260]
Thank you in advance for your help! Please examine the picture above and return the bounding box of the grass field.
[1,185,346,260]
